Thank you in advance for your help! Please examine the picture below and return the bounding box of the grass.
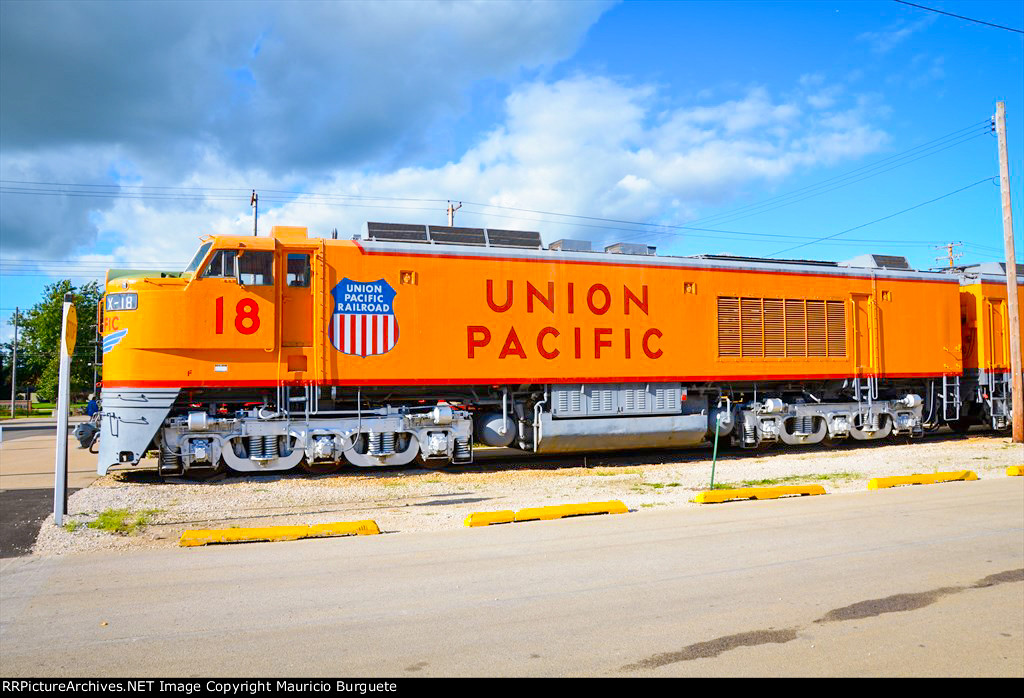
[63,519,82,533]
[635,482,682,490]
[86,508,162,536]
[707,472,862,490]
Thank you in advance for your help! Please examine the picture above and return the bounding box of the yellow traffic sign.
[64,304,77,356]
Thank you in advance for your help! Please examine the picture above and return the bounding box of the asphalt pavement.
[2,476,1021,677]
[0,421,97,558]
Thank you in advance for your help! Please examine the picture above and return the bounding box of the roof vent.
[365,222,428,242]
[486,228,542,249]
[605,242,656,256]
[958,262,1024,276]
[549,239,592,252]
[838,254,911,270]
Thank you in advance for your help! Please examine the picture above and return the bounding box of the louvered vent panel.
[740,298,764,357]
[785,299,806,357]
[588,388,615,414]
[807,300,827,357]
[556,391,569,414]
[721,295,845,360]
[570,391,582,413]
[826,301,847,357]
[717,297,741,356]
[763,298,785,357]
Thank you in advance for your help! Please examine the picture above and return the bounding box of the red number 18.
[215,297,261,335]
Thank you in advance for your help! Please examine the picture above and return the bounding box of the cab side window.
[201,249,237,278]
[287,254,311,287]
[238,250,274,286]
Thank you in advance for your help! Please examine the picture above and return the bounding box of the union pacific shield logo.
[329,278,399,356]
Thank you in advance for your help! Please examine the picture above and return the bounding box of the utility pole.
[9,307,17,418]
[446,200,462,227]
[251,190,259,236]
[994,102,1023,444]
[934,241,963,269]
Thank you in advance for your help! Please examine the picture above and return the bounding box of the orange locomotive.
[96,223,1020,476]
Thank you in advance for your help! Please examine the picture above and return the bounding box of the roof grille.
[364,222,541,249]
[364,222,428,242]
[426,226,487,246]
[839,254,911,270]
[486,228,542,249]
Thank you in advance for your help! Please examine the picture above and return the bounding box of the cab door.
[281,251,313,347]
[851,293,878,376]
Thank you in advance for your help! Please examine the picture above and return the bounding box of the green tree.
[11,280,102,401]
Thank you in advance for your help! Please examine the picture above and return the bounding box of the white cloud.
[857,16,936,55]
[88,75,889,267]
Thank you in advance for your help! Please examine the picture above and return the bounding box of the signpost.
[54,293,76,526]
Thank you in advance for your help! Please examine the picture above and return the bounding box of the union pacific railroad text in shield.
[329,278,399,357]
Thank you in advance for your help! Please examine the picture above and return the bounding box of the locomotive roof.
[352,236,960,284]
[210,223,1009,285]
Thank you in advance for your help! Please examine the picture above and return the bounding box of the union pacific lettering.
[468,279,663,360]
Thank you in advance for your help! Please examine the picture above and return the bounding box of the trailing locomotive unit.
[96,223,1019,476]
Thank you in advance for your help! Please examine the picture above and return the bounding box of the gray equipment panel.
[551,383,683,418]
[536,413,707,453]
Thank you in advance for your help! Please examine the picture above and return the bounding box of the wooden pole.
[995,102,1023,443]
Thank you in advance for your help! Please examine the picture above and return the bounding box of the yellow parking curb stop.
[1007,466,1023,477]
[463,510,515,527]
[694,485,826,504]
[465,501,628,526]
[515,500,629,522]
[180,520,380,547]
[868,471,978,489]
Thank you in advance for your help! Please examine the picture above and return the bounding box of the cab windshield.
[184,242,213,274]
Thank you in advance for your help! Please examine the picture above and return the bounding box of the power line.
[893,0,1024,34]
[0,120,993,233]
[656,120,990,229]
[767,177,997,257]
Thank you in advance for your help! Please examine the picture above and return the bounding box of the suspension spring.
[743,422,757,445]
[248,435,265,459]
[159,444,180,473]
[454,437,472,461]
[366,432,382,456]
[379,432,395,456]
[794,415,815,435]
[263,435,279,459]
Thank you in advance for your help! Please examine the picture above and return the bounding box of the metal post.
[709,413,721,490]
[995,102,1023,443]
[54,293,75,526]
[9,307,17,418]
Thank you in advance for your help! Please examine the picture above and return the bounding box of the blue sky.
[1,0,1022,340]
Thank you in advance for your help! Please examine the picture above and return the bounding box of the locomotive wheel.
[181,461,227,481]
[948,419,973,435]
[300,459,343,475]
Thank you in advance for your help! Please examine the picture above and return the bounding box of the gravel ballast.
[33,433,1023,556]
